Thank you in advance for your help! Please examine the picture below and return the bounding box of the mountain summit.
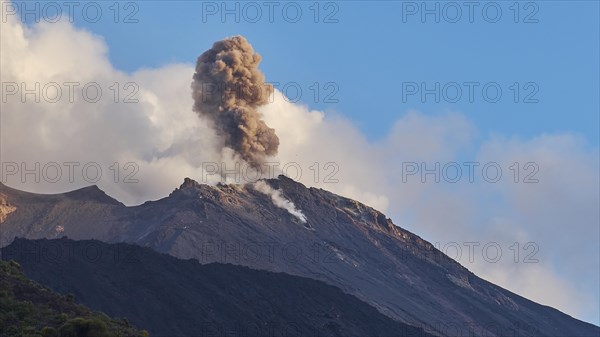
[0,177,597,337]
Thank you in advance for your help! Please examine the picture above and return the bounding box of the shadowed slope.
[2,238,433,337]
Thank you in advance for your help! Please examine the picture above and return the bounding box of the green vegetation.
[0,260,148,337]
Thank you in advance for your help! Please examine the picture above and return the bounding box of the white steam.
[253,181,307,223]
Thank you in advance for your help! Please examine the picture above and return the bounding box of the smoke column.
[192,36,278,171]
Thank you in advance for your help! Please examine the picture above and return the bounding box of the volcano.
[0,177,597,337]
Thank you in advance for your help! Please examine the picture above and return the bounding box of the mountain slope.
[2,237,433,337]
[0,178,598,337]
[0,259,145,337]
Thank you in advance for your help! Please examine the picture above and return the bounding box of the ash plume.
[192,36,278,171]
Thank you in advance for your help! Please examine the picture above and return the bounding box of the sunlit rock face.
[0,193,16,223]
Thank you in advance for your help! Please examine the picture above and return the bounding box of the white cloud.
[0,14,227,204]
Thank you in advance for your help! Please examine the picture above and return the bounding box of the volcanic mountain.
[0,177,597,337]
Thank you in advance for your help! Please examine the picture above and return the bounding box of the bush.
[64,294,75,303]
[8,260,22,270]
[57,313,68,323]
[41,326,59,337]
[58,318,112,337]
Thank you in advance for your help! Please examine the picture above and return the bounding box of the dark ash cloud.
[192,35,278,170]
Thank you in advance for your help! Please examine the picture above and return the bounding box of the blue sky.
[14,0,599,145]
[6,0,599,325]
